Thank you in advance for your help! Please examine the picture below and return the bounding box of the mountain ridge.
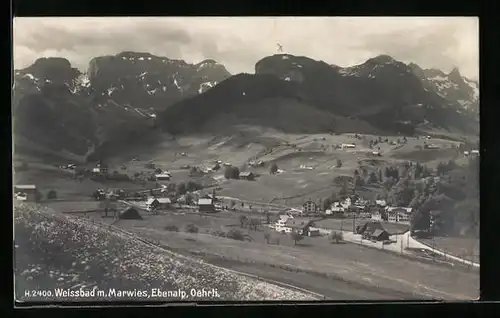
[12,51,479,161]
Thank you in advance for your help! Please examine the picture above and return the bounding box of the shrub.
[290,232,304,245]
[211,230,226,237]
[269,163,278,175]
[226,229,245,241]
[164,224,179,232]
[264,233,271,244]
[46,190,57,200]
[185,224,198,234]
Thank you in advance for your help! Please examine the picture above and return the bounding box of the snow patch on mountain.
[198,81,217,94]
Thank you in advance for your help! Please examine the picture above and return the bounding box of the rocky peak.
[448,67,463,83]
[367,54,398,65]
[19,57,80,84]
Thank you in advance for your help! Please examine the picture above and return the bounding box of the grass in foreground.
[14,203,319,302]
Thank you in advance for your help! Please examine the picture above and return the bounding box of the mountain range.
[12,51,479,162]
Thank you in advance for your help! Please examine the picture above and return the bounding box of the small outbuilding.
[239,171,256,181]
[198,198,215,213]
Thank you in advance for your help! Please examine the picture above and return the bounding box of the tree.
[186,181,201,192]
[330,231,343,244]
[322,197,333,211]
[185,193,194,205]
[239,215,248,228]
[177,182,187,195]
[224,166,240,179]
[185,224,199,234]
[265,211,271,224]
[368,172,378,184]
[226,229,245,241]
[189,166,199,176]
[354,175,364,188]
[164,224,179,232]
[248,218,261,231]
[264,233,271,244]
[290,231,304,245]
[47,190,57,200]
[270,162,279,175]
[336,159,342,168]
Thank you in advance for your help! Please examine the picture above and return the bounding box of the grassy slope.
[104,210,479,301]
[14,204,317,302]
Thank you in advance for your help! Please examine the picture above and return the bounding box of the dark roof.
[360,221,385,234]
[285,218,313,229]
[371,229,389,238]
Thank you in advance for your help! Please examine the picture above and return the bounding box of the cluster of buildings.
[321,196,412,225]
[463,149,480,156]
[271,214,320,236]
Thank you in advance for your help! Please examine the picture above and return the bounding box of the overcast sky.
[13,17,479,80]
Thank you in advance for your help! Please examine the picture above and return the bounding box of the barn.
[198,198,215,213]
[14,185,37,201]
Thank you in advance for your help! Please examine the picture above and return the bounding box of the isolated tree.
[290,232,304,246]
[47,190,57,200]
[185,224,199,234]
[224,166,240,179]
[270,162,279,175]
[330,231,343,244]
[248,218,261,231]
[264,233,271,244]
[239,215,248,228]
[336,159,342,168]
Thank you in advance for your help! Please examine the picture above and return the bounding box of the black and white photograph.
[12,17,479,303]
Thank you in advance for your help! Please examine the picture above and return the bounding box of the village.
[13,129,480,302]
[13,131,481,275]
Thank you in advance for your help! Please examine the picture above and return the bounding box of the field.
[64,205,478,300]
[417,237,480,264]
[13,130,478,301]
[313,218,409,235]
[14,204,318,302]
